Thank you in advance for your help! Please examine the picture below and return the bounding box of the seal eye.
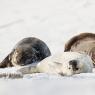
[75,68,79,70]
[68,67,71,69]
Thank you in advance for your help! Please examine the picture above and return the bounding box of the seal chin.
[63,73,73,76]
[58,72,64,76]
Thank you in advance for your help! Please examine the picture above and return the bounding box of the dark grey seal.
[0,37,51,68]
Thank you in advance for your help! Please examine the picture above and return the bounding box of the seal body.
[0,37,51,68]
[18,52,93,76]
[64,33,95,67]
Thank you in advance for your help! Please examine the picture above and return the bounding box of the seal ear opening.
[0,52,13,68]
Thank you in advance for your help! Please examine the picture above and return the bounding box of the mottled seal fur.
[0,37,51,68]
[64,33,95,67]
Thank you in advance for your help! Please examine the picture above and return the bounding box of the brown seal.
[0,37,51,68]
[64,32,95,67]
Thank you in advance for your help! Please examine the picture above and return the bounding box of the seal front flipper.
[17,65,39,74]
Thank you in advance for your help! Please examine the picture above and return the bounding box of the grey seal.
[0,37,51,68]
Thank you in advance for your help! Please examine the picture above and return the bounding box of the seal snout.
[69,60,79,71]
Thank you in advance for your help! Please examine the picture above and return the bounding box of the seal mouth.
[58,72,64,76]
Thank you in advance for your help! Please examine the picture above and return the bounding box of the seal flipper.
[17,65,39,74]
[0,53,13,68]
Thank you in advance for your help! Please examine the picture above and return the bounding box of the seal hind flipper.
[0,53,13,68]
[0,72,23,79]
